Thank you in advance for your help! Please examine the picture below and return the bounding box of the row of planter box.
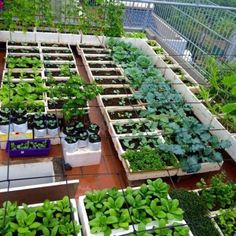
[77,44,179,181]
[139,38,236,162]
[0,30,105,45]
[77,42,223,181]
[2,41,79,116]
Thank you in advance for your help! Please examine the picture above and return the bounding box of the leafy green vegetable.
[197,173,236,210]
[170,189,221,236]
[122,147,179,171]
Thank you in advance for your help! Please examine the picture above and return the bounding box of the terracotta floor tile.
[96,174,126,190]
[81,155,108,175]
[104,154,124,174]
[75,175,100,197]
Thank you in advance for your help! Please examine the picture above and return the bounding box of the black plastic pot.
[34,120,46,130]
[46,113,57,121]
[89,134,101,143]
[88,123,100,134]
[65,136,78,144]
[13,109,27,118]
[64,125,75,136]
[34,113,45,122]
[47,120,58,129]
[14,116,27,125]
[0,108,11,118]
[0,117,10,125]
[78,131,88,141]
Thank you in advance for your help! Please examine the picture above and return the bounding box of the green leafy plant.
[50,74,102,120]
[170,189,221,236]
[84,179,185,236]
[122,147,178,171]
[216,209,236,236]
[0,196,80,236]
[196,173,236,210]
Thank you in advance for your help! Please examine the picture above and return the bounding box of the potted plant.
[0,116,13,133]
[0,107,11,118]
[13,108,27,118]
[78,131,88,148]
[63,125,76,136]
[47,119,59,137]
[7,139,51,157]
[46,113,57,121]
[13,116,28,133]
[88,134,101,151]
[64,136,78,153]
[34,120,47,137]
[34,112,45,121]
[75,122,86,134]
[88,123,100,135]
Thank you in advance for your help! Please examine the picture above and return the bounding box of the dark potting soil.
[89,63,117,69]
[92,70,121,76]
[48,100,87,110]
[8,55,40,59]
[172,68,183,75]
[163,58,174,64]
[102,97,139,107]
[42,49,71,54]
[44,56,73,61]
[95,78,128,85]
[8,42,38,46]
[11,72,39,78]
[44,63,75,69]
[83,49,109,54]
[113,123,148,134]
[48,100,65,109]
[45,70,76,77]
[120,136,161,151]
[108,110,143,120]
[85,56,112,61]
[41,43,68,47]
[80,45,104,49]
[46,80,66,86]
[8,48,39,53]
[101,87,132,95]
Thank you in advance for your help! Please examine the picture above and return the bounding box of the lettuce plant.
[0,196,81,236]
[84,179,186,236]
[216,209,236,236]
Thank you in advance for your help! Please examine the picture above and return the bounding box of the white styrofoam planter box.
[80,34,105,45]
[78,139,88,148]
[63,146,101,167]
[88,141,101,151]
[10,31,36,42]
[47,127,60,137]
[58,33,81,45]
[122,159,179,181]
[36,32,59,43]
[0,123,13,134]
[34,128,47,137]
[177,161,223,176]
[78,192,193,236]
[64,140,78,153]
[13,122,28,133]
[0,31,11,42]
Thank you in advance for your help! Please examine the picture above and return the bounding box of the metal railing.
[122,0,236,77]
